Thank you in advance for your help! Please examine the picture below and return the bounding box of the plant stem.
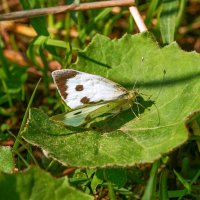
[129,6,147,32]
[0,0,135,21]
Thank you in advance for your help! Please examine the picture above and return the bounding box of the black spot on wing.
[74,111,82,115]
[80,97,90,104]
[75,85,84,91]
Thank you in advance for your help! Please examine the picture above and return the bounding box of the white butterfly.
[51,69,137,128]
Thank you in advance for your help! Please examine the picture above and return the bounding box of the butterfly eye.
[74,111,82,115]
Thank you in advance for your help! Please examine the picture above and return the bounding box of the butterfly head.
[128,89,140,101]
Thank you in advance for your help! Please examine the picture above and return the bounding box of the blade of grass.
[77,8,113,39]
[8,131,39,166]
[46,38,68,48]
[1,79,13,107]
[19,0,49,36]
[128,14,135,33]
[190,169,200,185]
[168,189,189,198]
[27,36,68,73]
[0,36,9,75]
[104,12,123,36]
[45,160,55,171]
[108,182,116,200]
[160,0,179,44]
[175,0,186,30]
[0,38,13,107]
[12,79,41,152]
[39,48,49,95]
[14,150,30,168]
[145,0,161,25]
[142,159,160,200]
[19,0,57,56]
[94,7,112,22]
[159,169,169,200]
[174,170,191,192]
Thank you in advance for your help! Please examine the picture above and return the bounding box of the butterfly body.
[52,69,136,127]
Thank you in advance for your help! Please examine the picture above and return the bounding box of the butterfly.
[51,69,138,128]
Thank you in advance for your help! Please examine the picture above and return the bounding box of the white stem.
[129,6,147,32]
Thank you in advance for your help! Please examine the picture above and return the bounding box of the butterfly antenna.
[147,51,166,125]
[153,101,161,126]
[132,56,145,92]
[130,56,149,118]
[154,69,166,101]
[132,79,138,91]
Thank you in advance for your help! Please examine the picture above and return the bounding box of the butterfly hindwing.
[51,98,130,127]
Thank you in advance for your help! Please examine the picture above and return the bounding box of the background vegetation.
[0,0,200,199]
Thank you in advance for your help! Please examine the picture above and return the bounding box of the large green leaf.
[0,167,92,200]
[23,32,200,167]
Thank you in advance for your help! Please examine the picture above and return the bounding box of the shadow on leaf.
[90,96,155,132]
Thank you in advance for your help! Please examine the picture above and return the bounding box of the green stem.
[108,182,116,200]
[13,79,41,152]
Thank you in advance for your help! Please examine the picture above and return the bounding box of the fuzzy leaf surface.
[0,167,92,200]
[0,146,14,173]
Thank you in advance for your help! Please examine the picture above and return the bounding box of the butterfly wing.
[51,98,131,127]
[52,69,128,109]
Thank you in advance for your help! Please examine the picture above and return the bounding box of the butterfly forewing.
[52,69,129,109]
